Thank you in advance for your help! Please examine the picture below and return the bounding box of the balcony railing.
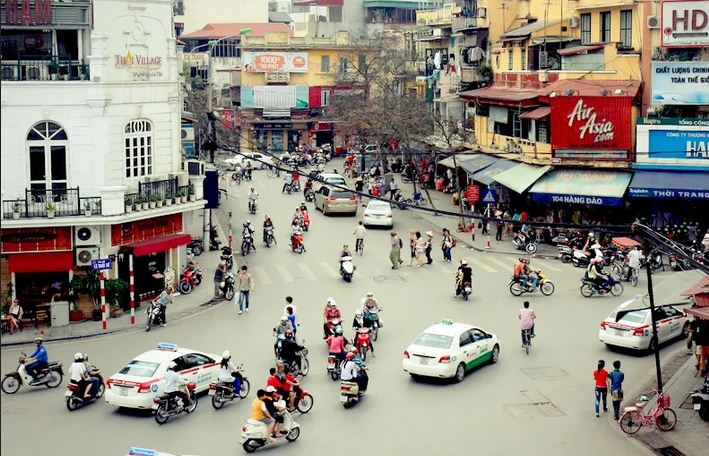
[452,14,488,32]
[124,178,190,208]
[2,188,102,219]
[0,56,90,82]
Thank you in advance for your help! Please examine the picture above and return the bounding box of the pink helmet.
[591,257,604,265]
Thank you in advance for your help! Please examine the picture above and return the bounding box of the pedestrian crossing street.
[242,250,563,284]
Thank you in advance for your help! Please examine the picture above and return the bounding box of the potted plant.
[46,202,56,219]
[124,196,133,213]
[155,194,163,208]
[165,194,173,206]
[188,183,196,202]
[140,197,149,211]
[178,190,187,204]
[148,195,156,209]
[83,200,93,216]
[12,201,21,219]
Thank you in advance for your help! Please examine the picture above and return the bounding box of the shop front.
[309,121,335,148]
[529,169,633,207]
[248,121,308,153]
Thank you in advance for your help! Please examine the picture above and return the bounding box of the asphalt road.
[1,166,684,456]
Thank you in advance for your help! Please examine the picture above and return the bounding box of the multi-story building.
[1,0,207,317]
[173,0,268,37]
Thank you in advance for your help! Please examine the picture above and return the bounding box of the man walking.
[424,231,434,265]
[213,263,225,298]
[390,231,403,269]
[609,360,625,420]
[235,265,254,315]
[156,286,173,327]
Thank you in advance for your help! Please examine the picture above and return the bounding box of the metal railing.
[2,187,102,219]
[138,177,178,203]
[452,16,482,32]
[0,56,90,82]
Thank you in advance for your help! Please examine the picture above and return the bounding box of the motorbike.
[364,310,381,341]
[580,277,624,297]
[240,410,300,453]
[455,272,472,301]
[209,366,250,410]
[241,235,255,256]
[221,246,234,271]
[509,270,555,296]
[340,380,364,409]
[153,382,198,424]
[1,355,63,394]
[66,366,104,411]
[304,188,315,202]
[293,386,315,414]
[572,249,592,268]
[248,199,258,215]
[512,232,538,254]
[691,377,709,422]
[641,251,664,272]
[187,238,204,256]
[392,190,407,210]
[355,333,373,361]
[669,253,692,271]
[557,244,573,264]
[219,272,236,300]
[209,227,222,251]
[280,348,310,378]
[145,300,164,332]
[264,227,276,247]
[327,354,342,381]
[301,211,310,232]
[340,256,355,282]
[290,232,305,254]
[178,266,202,295]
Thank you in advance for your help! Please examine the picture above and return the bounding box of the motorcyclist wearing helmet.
[242,220,255,252]
[325,325,348,362]
[25,336,49,380]
[278,329,305,373]
[587,257,609,289]
[360,292,382,327]
[590,242,604,261]
[218,350,243,393]
[341,351,368,393]
[348,347,369,392]
[243,160,252,180]
[164,361,189,408]
[82,353,101,397]
[263,215,274,243]
[456,259,473,296]
[323,298,341,338]
[69,352,92,399]
[352,308,368,331]
[303,178,313,198]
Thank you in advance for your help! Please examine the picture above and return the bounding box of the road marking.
[319,261,340,279]
[297,262,317,281]
[276,264,294,283]
[483,255,512,271]
[252,265,272,284]
[535,259,561,272]
[469,256,497,272]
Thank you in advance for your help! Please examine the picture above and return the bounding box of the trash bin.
[50,301,69,327]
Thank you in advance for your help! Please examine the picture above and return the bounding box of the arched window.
[27,121,68,194]
[124,119,153,178]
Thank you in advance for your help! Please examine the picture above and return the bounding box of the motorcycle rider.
[323,298,342,338]
[252,389,278,442]
[341,352,365,393]
[325,326,348,362]
[350,347,370,392]
[290,223,304,251]
[248,187,259,212]
[355,327,375,357]
[339,244,354,275]
[263,216,274,243]
[281,365,301,412]
[25,336,49,381]
[518,301,536,345]
[284,298,297,333]
[242,221,255,252]
[278,329,305,372]
[590,242,604,261]
[69,352,92,400]
[360,292,382,327]
[352,308,369,331]
[456,259,473,296]
[587,257,609,289]
[164,361,189,409]
[218,350,242,393]
[243,161,253,180]
[522,258,539,289]
[82,353,101,397]
[303,179,314,199]
[513,258,528,289]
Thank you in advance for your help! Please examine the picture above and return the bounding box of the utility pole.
[645,252,664,393]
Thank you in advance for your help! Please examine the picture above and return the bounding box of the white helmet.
[460,259,468,265]
[74,352,84,361]
[168,361,177,369]
[366,291,374,297]
[281,315,289,321]
[222,350,231,360]
[326,297,335,306]
[591,243,601,249]
[355,309,362,316]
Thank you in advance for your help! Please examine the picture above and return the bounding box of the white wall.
[176,0,269,35]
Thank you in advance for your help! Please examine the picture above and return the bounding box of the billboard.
[661,1,709,47]
[652,61,709,105]
[242,51,308,73]
[635,117,709,168]
[648,129,708,159]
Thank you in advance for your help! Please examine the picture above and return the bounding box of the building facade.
[173,0,268,37]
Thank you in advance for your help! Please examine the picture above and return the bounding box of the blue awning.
[470,159,516,185]
[628,171,709,200]
[529,169,632,207]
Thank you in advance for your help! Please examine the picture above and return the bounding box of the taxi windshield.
[119,360,160,377]
[414,333,453,349]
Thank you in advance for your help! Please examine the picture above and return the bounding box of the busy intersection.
[0,163,695,456]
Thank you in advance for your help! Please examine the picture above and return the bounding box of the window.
[537,119,549,143]
[459,331,473,347]
[580,13,591,45]
[358,54,367,73]
[173,0,184,15]
[124,119,153,178]
[620,10,633,48]
[512,111,522,138]
[321,89,330,106]
[521,47,527,71]
[321,55,330,73]
[507,49,513,70]
[470,329,487,342]
[27,121,68,194]
[600,11,611,42]
[339,57,349,74]
[413,333,453,349]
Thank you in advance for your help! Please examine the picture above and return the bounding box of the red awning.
[128,233,191,257]
[557,45,604,56]
[519,106,551,120]
[685,307,709,321]
[681,277,709,298]
[8,251,74,273]
[459,86,540,107]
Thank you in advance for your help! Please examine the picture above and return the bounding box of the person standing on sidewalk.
[214,263,226,298]
[495,210,504,241]
[408,229,417,267]
[441,228,453,262]
[609,360,625,420]
[156,286,173,327]
[390,231,403,269]
[593,360,610,417]
[424,231,434,265]
[235,265,254,315]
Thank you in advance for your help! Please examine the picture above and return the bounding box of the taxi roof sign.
[156,342,177,351]
[441,319,454,325]
[129,448,157,456]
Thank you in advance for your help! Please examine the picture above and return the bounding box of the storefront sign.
[111,214,182,246]
[635,117,709,168]
[638,117,709,126]
[265,72,290,84]
[661,1,709,47]
[550,96,632,161]
[532,193,623,206]
[257,123,293,129]
[91,258,113,270]
[114,51,163,68]
[242,52,308,73]
[652,61,709,105]
[628,187,709,199]
[3,0,52,25]
[648,129,708,159]
[465,184,479,203]
[0,227,72,253]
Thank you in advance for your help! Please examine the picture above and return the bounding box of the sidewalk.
[1,223,228,348]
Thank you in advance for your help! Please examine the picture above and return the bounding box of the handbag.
[451,239,457,248]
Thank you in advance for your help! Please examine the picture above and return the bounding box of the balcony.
[0,57,90,82]
[416,6,454,26]
[124,178,192,213]
[452,14,488,32]
[2,188,101,220]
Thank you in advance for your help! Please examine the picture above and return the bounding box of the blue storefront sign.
[648,129,708,159]
[628,188,709,199]
[628,171,709,200]
[531,193,623,206]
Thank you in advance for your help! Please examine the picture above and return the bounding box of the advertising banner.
[652,61,709,105]
[648,129,708,159]
[661,1,709,47]
[242,51,308,73]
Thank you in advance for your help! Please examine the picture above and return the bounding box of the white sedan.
[403,320,500,382]
[105,342,221,409]
[599,300,690,351]
[363,200,393,227]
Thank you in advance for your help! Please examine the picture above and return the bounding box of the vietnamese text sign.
[243,52,308,73]
[648,129,708,159]
[91,258,113,270]
[465,184,479,203]
[661,0,709,47]
[652,61,709,105]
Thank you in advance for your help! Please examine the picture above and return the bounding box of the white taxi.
[105,343,221,409]
[402,320,500,383]
[599,300,690,352]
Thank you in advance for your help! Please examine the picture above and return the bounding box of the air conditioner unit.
[76,246,100,267]
[185,159,205,176]
[477,7,486,19]
[25,64,48,81]
[538,71,549,82]
[75,226,101,247]
[569,16,580,29]
[647,16,660,29]
[1,65,19,81]
[168,171,190,187]
[181,126,194,142]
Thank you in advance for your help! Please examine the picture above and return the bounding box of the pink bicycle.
[619,390,677,434]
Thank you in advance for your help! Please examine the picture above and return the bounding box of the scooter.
[304,188,315,202]
[1,355,63,394]
[579,277,624,297]
[144,300,164,332]
[512,232,537,254]
[455,272,472,301]
[209,366,250,410]
[293,386,314,414]
[508,270,555,296]
[301,211,310,232]
[340,256,355,282]
[153,382,198,425]
[219,272,236,301]
[187,238,204,256]
[221,246,234,271]
[572,249,591,268]
[691,377,709,421]
[66,367,104,411]
[557,244,573,264]
[248,199,258,215]
[355,332,373,362]
[340,380,364,409]
[240,410,300,453]
[290,232,305,254]
[178,266,202,295]
[264,227,276,248]
[241,236,254,257]
[326,355,341,381]
[364,310,381,341]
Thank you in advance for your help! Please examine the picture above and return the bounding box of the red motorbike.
[354,330,373,361]
[290,232,305,254]
[302,210,311,232]
[178,265,203,295]
[293,386,314,414]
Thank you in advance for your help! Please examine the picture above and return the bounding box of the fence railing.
[1,187,102,219]
[0,56,90,82]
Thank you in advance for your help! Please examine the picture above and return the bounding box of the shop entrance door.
[271,130,284,153]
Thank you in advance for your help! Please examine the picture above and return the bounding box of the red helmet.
[346,352,356,360]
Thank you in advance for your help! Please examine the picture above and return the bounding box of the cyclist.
[518,301,536,347]
[353,221,366,254]
[248,187,259,212]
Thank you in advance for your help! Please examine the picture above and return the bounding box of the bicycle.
[403,192,428,207]
[521,329,532,355]
[619,390,677,434]
[611,261,638,287]
[355,238,364,255]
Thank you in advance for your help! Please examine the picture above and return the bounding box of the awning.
[8,251,73,273]
[459,86,540,106]
[438,155,471,168]
[459,155,499,175]
[470,159,516,185]
[501,19,561,40]
[557,45,604,56]
[685,307,709,320]
[628,171,709,200]
[519,106,550,120]
[681,277,709,300]
[540,79,642,98]
[126,234,191,257]
[492,163,551,194]
[529,169,632,206]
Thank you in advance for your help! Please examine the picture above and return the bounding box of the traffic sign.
[481,189,497,204]
[91,258,113,270]
[465,184,480,203]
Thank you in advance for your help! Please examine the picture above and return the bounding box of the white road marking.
[276,264,295,283]
[469,256,497,272]
[319,261,340,279]
[252,265,272,284]
[297,262,317,281]
[535,259,562,272]
[483,255,512,271]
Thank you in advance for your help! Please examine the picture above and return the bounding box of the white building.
[174,0,269,36]
[0,0,208,318]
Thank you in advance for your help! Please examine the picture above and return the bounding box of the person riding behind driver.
[25,336,49,380]
[263,215,274,242]
[218,350,242,392]
[352,308,370,331]
[69,352,92,400]
[263,386,286,438]
[164,361,189,408]
[278,329,305,372]
[587,257,608,289]
[456,259,473,295]
[522,258,539,289]
[323,298,342,338]
[325,326,348,362]
[513,257,528,288]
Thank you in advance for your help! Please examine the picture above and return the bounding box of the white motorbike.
[340,380,363,409]
[145,300,164,332]
[340,256,355,282]
[240,409,300,453]
[1,355,63,394]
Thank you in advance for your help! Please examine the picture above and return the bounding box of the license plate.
[208,389,216,396]
[695,403,702,410]
[151,402,159,410]
[419,357,430,365]
[327,362,335,369]
[118,387,130,396]
[340,395,347,402]
[64,390,72,397]
[615,329,625,336]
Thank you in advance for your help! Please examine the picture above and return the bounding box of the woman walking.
[414,232,426,267]
[441,228,453,262]
[593,360,610,417]
[390,231,403,269]
[408,229,417,267]
[425,231,434,265]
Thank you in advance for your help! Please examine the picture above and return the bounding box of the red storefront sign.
[550,96,633,162]
[466,185,480,203]
[111,214,183,246]
[0,227,72,253]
